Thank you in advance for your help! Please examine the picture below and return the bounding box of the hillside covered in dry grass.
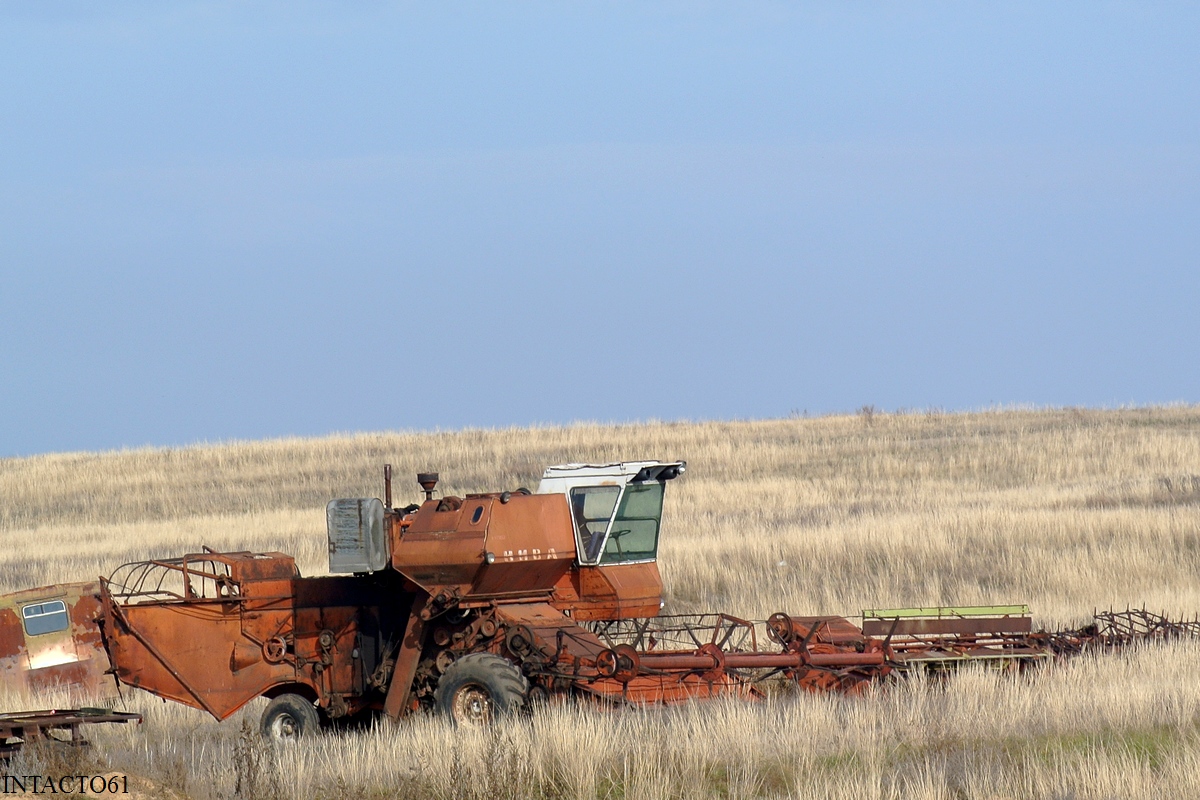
[3,406,1200,798]
[4,406,1199,624]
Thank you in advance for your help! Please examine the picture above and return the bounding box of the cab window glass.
[569,486,620,564]
[600,482,664,565]
[22,600,69,636]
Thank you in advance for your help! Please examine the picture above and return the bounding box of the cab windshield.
[599,482,664,565]
[569,486,621,563]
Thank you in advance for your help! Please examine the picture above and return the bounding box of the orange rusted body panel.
[552,562,664,621]
[392,494,577,603]
[101,551,416,721]
[0,582,114,699]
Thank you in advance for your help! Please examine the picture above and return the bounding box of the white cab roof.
[536,461,685,492]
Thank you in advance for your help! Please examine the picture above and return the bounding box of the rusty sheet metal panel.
[0,583,114,699]
[230,552,299,582]
[392,499,487,596]
[473,494,576,594]
[767,615,866,646]
[860,605,1050,668]
[494,601,609,663]
[392,493,575,600]
[586,670,759,705]
[104,585,262,719]
[864,604,1031,619]
[556,561,664,621]
[102,553,309,720]
[103,552,394,722]
[861,616,1033,637]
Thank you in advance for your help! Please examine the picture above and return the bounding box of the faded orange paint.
[0,608,22,662]
[390,492,577,602]
[101,551,422,721]
[551,561,663,621]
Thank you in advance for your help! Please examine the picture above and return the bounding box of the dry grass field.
[3,406,1200,798]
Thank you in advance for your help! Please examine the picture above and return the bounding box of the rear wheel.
[260,693,320,741]
[433,653,528,727]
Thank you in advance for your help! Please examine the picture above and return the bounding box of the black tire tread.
[433,652,529,722]
[260,692,320,740]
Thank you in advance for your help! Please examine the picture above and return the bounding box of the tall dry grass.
[3,406,1200,797]
[10,642,1200,800]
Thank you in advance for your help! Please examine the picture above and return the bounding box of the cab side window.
[22,600,69,636]
[599,482,664,565]
[569,486,621,564]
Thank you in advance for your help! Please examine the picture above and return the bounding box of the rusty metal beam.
[861,617,1033,637]
[383,594,429,720]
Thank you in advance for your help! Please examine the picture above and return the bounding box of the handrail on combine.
[105,554,243,604]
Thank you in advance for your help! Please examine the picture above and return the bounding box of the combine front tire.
[434,653,528,727]
[260,693,320,741]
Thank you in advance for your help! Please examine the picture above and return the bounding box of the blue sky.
[2,3,1198,456]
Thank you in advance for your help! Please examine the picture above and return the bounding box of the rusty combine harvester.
[1,461,1196,738]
